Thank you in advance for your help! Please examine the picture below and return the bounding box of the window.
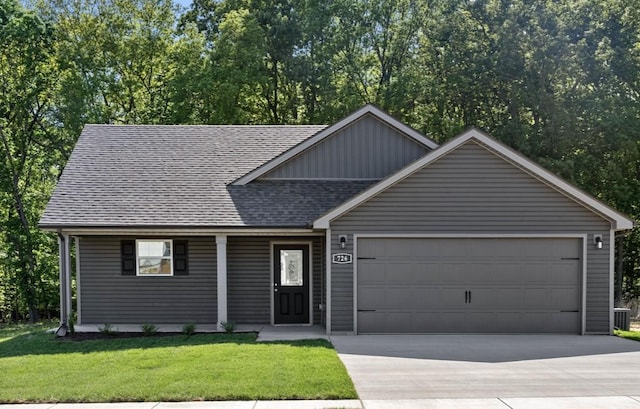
[122,239,188,276]
[136,240,172,276]
[280,249,304,286]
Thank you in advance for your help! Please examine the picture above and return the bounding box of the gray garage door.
[357,238,582,334]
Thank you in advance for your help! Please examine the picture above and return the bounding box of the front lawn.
[615,329,640,342]
[0,323,356,403]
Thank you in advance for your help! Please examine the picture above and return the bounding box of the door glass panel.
[280,250,303,286]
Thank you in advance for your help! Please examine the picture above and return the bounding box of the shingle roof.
[40,124,376,229]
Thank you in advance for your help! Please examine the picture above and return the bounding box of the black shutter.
[121,240,136,276]
[173,240,189,275]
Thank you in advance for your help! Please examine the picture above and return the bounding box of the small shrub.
[220,320,236,333]
[141,323,157,336]
[182,323,196,336]
[99,323,117,336]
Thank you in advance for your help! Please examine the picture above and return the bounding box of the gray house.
[40,105,634,335]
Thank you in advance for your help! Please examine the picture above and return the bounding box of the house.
[40,105,634,335]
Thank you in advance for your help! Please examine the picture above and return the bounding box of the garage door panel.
[358,311,415,333]
[386,287,417,307]
[387,262,439,285]
[358,287,385,309]
[521,312,580,333]
[486,263,523,283]
[470,288,521,308]
[520,287,579,310]
[429,313,465,333]
[357,262,386,283]
[466,312,523,333]
[552,288,581,311]
[523,263,555,282]
[522,288,551,308]
[356,238,582,334]
[414,288,461,307]
[358,239,387,258]
[442,263,471,282]
[551,263,581,283]
[359,287,455,309]
[356,312,384,333]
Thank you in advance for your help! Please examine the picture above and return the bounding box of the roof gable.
[313,128,634,230]
[232,105,437,185]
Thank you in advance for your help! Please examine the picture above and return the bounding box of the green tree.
[0,0,61,321]
[48,0,197,125]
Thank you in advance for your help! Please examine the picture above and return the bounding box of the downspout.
[325,228,332,335]
[55,232,68,337]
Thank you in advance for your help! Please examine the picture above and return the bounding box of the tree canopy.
[1,0,639,321]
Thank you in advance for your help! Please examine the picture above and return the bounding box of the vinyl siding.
[79,236,217,325]
[261,115,430,180]
[330,141,613,333]
[227,236,323,325]
[227,237,270,324]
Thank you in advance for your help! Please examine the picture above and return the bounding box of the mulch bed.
[58,332,186,341]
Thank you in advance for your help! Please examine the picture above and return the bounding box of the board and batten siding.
[78,236,217,325]
[227,236,323,325]
[330,140,613,333]
[260,115,430,180]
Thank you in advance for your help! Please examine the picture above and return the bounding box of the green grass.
[0,323,357,403]
[615,329,640,342]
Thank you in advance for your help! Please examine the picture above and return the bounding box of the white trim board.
[74,237,82,326]
[216,235,228,330]
[314,128,634,230]
[352,233,589,335]
[50,228,322,236]
[609,229,615,334]
[233,105,438,185]
[325,229,332,334]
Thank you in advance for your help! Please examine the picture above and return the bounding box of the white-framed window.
[136,239,173,276]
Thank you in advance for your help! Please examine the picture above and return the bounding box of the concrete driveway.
[330,335,640,402]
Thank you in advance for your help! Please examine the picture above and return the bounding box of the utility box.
[614,308,631,331]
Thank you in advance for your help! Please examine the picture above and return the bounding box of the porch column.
[56,233,72,335]
[216,235,228,330]
[64,234,72,322]
[57,234,67,327]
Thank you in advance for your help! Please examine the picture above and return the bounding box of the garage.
[356,237,583,334]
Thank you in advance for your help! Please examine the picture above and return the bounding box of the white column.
[57,234,67,325]
[63,234,72,322]
[609,229,615,335]
[75,237,82,325]
[216,235,228,330]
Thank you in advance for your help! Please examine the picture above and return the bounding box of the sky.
[174,0,192,10]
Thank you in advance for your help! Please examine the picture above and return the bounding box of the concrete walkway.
[256,325,328,341]
[5,397,640,408]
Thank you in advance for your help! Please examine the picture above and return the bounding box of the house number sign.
[332,253,353,264]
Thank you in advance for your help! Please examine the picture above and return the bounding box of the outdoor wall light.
[593,234,603,249]
[339,235,347,249]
